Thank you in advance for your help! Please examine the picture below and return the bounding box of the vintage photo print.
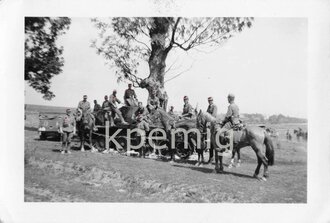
[1,0,330,222]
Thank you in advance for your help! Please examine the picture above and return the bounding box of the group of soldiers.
[176,93,240,130]
[58,82,240,154]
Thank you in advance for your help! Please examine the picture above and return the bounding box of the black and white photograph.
[24,16,307,203]
[1,0,330,222]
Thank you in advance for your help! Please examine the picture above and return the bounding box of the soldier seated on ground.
[124,83,138,106]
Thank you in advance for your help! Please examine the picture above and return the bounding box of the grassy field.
[24,104,307,203]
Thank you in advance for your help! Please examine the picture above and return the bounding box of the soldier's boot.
[119,114,128,125]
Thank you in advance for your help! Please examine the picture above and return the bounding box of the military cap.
[83,95,87,99]
[228,93,235,99]
[208,97,213,101]
[183,96,189,100]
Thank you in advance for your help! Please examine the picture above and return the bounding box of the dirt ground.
[24,109,307,203]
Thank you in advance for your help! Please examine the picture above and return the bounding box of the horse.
[195,110,275,181]
[153,107,207,165]
[294,129,307,141]
[75,108,98,152]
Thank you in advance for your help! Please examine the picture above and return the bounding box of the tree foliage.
[91,17,253,88]
[25,17,71,100]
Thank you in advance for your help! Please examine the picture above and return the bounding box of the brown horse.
[196,110,275,181]
[75,108,98,152]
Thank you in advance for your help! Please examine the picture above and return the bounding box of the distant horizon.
[24,103,308,120]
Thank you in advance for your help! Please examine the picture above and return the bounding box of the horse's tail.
[264,133,275,166]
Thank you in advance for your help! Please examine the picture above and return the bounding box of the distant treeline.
[240,113,307,124]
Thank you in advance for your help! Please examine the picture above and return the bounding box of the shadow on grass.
[172,164,255,179]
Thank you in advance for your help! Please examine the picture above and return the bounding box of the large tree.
[91,17,253,108]
[25,17,71,100]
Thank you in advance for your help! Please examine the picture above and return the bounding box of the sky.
[25,17,308,118]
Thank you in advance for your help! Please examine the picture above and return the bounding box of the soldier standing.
[59,109,76,154]
[205,97,217,163]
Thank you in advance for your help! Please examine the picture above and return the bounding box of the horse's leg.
[214,150,219,173]
[219,155,224,172]
[253,156,263,179]
[237,148,241,167]
[80,132,85,152]
[228,149,235,168]
[90,129,97,153]
[196,152,200,166]
[251,141,268,181]
[208,144,214,164]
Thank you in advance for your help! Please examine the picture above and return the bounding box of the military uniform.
[168,110,175,117]
[182,103,193,118]
[77,100,91,115]
[78,99,97,131]
[124,89,137,106]
[135,107,150,131]
[109,94,127,124]
[93,103,101,113]
[223,103,240,129]
[207,103,218,118]
[102,100,111,111]
[60,113,76,151]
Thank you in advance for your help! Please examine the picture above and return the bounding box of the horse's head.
[75,108,83,121]
[196,109,206,132]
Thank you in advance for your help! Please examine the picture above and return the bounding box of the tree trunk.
[140,18,171,111]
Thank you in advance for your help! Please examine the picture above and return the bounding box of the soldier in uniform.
[181,96,193,118]
[77,95,97,131]
[109,90,128,125]
[134,101,150,132]
[222,93,240,130]
[206,97,217,118]
[59,109,76,154]
[206,97,217,163]
[168,106,175,117]
[124,83,138,106]
[101,95,111,123]
[93,100,101,113]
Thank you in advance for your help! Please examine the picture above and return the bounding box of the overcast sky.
[25,17,307,118]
